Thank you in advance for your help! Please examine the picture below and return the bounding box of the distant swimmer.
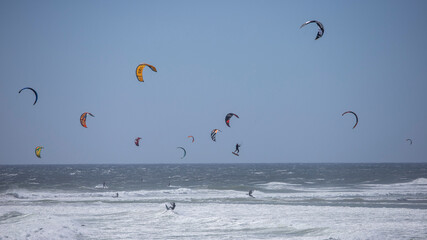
[232,144,241,156]
[168,181,171,187]
[165,202,176,211]
[248,190,255,198]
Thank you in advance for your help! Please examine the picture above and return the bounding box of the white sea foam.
[358,178,427,199]
[69,170,81,176]
[408,177,427,185]
[1,200,426,240]
[362,177,427,187]
[0,173,18,177]
[257,182,301,190]
[1,184,427,239]
[94,184,108,189]
[2,179,427,205]
[0,208,82,240]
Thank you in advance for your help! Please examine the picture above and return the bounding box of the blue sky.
[1,0,427,164]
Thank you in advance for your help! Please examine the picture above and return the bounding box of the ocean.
[1,163,426,240]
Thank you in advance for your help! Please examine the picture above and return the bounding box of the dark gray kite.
[342,111,358,129]
[225,113,239,127]
[300,20,324,40]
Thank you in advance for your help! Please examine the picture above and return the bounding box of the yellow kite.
[136,63,157,82]
[35,146,43,158]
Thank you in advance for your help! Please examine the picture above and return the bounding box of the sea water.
[1,163,426,240]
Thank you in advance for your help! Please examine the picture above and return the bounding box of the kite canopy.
[135,137,142,146]
[406,139,413,145]
[342,111,358,129]
[80,112,95,128]
[136,63,157,82]
[300,20,324,40]
[19,87,38,105]
[177,147,186,159]
[188,136,195,143]
[35,146,43,158]
[225,113,239,127]
[210,129,221,142]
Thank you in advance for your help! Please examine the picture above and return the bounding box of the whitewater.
[1,163,426,239]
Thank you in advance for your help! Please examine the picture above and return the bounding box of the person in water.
[165,202,176,211]
[233,144,241,154]
[248,190,255,198]
[113,192,119,198]
[103,181,106,188]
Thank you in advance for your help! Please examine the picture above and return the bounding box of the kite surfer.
[165,202,176,211]
[248,190,255,198]
[232,144,241,156]
[234,144,240,154]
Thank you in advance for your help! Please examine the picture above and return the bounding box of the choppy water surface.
[1,163,426,239]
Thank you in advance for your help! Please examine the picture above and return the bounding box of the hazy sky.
[1,0,427,164]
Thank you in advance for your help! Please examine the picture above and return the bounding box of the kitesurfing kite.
[35,146,43,158]
[300,20,324,40]
[80,112,95,128]
[406,139,413,145]
[342,111,358,129]
[210,129,221,142]
[225,113,239,127]
[188,136,195,143]
[135,137,142,146]
[177,147,186,159]
[136,63,157,82]
[19,87,38,105]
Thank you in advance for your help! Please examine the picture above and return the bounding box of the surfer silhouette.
[165,202,176,211]
[248,190,255,198]
[233,144,241,156]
